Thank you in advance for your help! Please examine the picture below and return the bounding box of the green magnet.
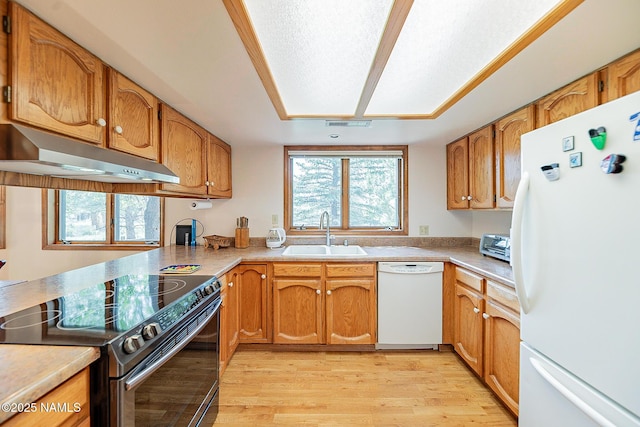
[589,127,607,150]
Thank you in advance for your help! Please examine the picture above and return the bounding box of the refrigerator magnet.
[588,127,607,150]
[569,152,582,168]
[562,136,574,151]
[541,163,560,180]
[600,154,626,174]
[630,112,640,141]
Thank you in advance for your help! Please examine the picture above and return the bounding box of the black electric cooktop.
[0,274,219,347]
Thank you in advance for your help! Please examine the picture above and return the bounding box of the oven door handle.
[125,298,221,391]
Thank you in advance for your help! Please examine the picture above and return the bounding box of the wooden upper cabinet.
[107,69,159,160]
[207,135,232,197]
[160,104,208,195]
[607,49,640,101]
[536,73,599,127]
[446,137,469,209]
[494,106,535,209]
[468,125,494,209]
[9,2,106,145]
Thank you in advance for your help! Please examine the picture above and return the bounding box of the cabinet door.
[160,104,208,195]
[483,300,520,416]
[325,278,376,345]
[495,106,534,209]
[536,73,599,127]
[220,271,240,376]
[10,2,106,145]
[468,125,494,209]
[454,283,484,376]
[273,278,323,344]
[207,135,232,198]
[446,137,469,209]
[219,280,229,376]
[607,49,640,101]
[237,264,270,343]
[108,70,159,160]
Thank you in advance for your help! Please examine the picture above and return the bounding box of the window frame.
[42,189,165,250]
[284,145,408,236]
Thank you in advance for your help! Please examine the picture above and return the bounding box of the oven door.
[111,298,221,427]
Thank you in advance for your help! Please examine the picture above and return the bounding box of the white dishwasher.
[376,261,444,350]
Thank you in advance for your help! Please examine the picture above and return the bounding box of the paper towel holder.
[190,200,213,210]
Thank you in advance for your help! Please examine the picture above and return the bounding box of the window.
[285,145,407,235]
[43,190,163,249]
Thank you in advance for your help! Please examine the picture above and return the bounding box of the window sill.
[43,244,160,251]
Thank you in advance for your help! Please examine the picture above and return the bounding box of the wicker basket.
[202,235,232,250]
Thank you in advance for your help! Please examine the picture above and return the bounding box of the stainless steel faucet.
[319,211,331,246]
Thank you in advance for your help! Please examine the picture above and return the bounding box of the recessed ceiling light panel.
[243,0,393,116]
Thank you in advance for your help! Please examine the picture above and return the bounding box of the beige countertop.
[0,243,513,416]
[0,345,100,423]
[0,244,513,318]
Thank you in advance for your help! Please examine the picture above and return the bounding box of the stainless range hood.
[0,124,179,184]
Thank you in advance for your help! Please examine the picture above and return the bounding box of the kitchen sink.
[281,245,367,257]
[325,245,367,256]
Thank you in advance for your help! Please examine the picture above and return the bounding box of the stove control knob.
[204,284,215,295]
[142,323,161,340]
[123,334,145,354]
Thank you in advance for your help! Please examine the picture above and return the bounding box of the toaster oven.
[479,234,511,262]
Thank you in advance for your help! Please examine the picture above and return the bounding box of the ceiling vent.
[325,120,371,128]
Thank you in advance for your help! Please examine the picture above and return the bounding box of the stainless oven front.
[111,297,221,426]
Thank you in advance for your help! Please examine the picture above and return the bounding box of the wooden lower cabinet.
[453,270,484,376]
[272,262,376,345]
[2,367,91,427]
[236,264,270,343]
[219,272,240,376]
[452,266,521,416]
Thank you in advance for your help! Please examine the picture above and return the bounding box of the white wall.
[166,143,511,242]
[0,143,511,281]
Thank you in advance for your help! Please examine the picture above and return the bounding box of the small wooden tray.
[203,235,232,250]
[160,264,201,274]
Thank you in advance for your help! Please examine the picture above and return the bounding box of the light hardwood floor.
[217,349,517,426]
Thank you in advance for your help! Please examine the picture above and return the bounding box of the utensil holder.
[235,228,249,248]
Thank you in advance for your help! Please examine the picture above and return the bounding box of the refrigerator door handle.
[511,172,531,313]
[530,357,617,427]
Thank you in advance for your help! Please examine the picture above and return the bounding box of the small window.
[285,145,407,235]
[44,190,163,249]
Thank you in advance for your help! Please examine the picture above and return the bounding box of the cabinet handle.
[467,195,473,201]
[205,181,210,186]
[473,307,480,314]
[261,274,266,279]
[482,313,490,319]
[114,125,123,134]
[461,196,466,201]
[96,118,107,127]
[228,282,233,288]
[316,289,321,295]
[326,290,332,295]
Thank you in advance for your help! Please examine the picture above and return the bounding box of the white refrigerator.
[512,90,640,426]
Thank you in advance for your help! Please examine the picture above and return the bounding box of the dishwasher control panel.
[377,262,444,274]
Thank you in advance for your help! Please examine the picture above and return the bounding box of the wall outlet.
[271,214,278,226]
[419,225,429,236]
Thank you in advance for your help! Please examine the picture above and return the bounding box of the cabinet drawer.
[486,280,520,313]
[3,367,90,427]
[326,263,375,278]
[273,263,322,277]
[455,267,484,292]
